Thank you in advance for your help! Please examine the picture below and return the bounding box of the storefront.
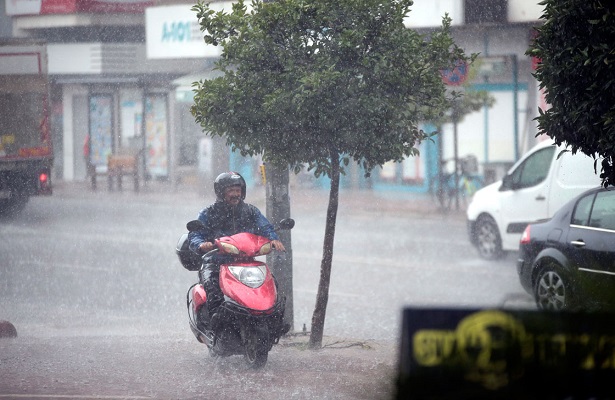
[7,0,205,184]
[49,43,199,183]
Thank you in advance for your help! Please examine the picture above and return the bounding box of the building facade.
[2,0,546,192]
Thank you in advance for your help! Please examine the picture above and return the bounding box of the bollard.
[0,320,17,338]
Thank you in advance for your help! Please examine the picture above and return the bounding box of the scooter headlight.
[219,242,239,254]
[258,242,272,255]
[228,266,266,288]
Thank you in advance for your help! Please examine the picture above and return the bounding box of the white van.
[466,140,602,259]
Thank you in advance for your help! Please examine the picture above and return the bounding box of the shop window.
[465,0,507,24]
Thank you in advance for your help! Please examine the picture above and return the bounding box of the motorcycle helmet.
[214,171,246,201]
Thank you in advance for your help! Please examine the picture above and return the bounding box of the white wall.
[48,43,102,74]
[441,89,529,171]
[508,0,543,22]
[405,0,463,28]
[61,85,89,181]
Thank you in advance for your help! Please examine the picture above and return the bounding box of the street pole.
[512,54,519,161]
[453,100,459,211]
[264,162,294,330]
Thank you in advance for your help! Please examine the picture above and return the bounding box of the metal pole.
[512,54,519,161]
[483,31,490,165]
[264,162,294,330]
[454,115,459,211]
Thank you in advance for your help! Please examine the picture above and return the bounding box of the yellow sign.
[412,310,615,390]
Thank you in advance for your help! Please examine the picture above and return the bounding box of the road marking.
[7,258,110,273]
[293,251,397,265]
[0,225,169,247]
[0,396,150,399]
[294,288,361,298]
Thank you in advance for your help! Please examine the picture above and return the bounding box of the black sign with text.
[396,308,615,400]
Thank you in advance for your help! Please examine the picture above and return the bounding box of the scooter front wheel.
[244,323,269,369]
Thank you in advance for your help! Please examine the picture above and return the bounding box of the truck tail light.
[38,170,52,195]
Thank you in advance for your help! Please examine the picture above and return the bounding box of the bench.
[108,153,140,192]
[90,150,141,192]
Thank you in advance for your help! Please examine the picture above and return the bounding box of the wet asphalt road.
[0,181,532,399]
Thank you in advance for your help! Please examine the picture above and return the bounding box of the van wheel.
[475,216,504,260]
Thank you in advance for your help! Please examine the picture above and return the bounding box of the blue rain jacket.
[188,200,279,258]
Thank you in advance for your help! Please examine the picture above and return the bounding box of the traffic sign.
[440,60,468,86]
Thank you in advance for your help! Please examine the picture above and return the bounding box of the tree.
[527,0,615,187]
[191,0,473,348]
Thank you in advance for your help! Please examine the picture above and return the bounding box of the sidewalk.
[52,178,468,219]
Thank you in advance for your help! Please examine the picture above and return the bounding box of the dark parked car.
[517,186,615,311]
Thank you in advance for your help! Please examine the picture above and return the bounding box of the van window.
[509,146,555,189]
[556,151,600,186]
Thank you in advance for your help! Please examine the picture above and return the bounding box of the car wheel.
[534,263,574,311]
[475,216,504,260]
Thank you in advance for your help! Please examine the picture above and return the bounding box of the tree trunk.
[308,151,340,349]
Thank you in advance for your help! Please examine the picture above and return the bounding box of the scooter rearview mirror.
[277,218,295,230]
[186,220,205,232]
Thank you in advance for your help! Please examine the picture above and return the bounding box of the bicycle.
[431,156,484,212]
[459,173,483,199]
[430,162,456,211]
[458,155,483,202]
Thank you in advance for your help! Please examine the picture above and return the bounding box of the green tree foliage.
[191,0,473,348]
[528,0,615,187]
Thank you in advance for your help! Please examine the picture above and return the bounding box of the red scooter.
[175,218,294,368]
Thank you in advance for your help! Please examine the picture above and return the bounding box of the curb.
[51,180,468,218]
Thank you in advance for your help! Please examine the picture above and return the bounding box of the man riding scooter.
[188,172,286,331]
